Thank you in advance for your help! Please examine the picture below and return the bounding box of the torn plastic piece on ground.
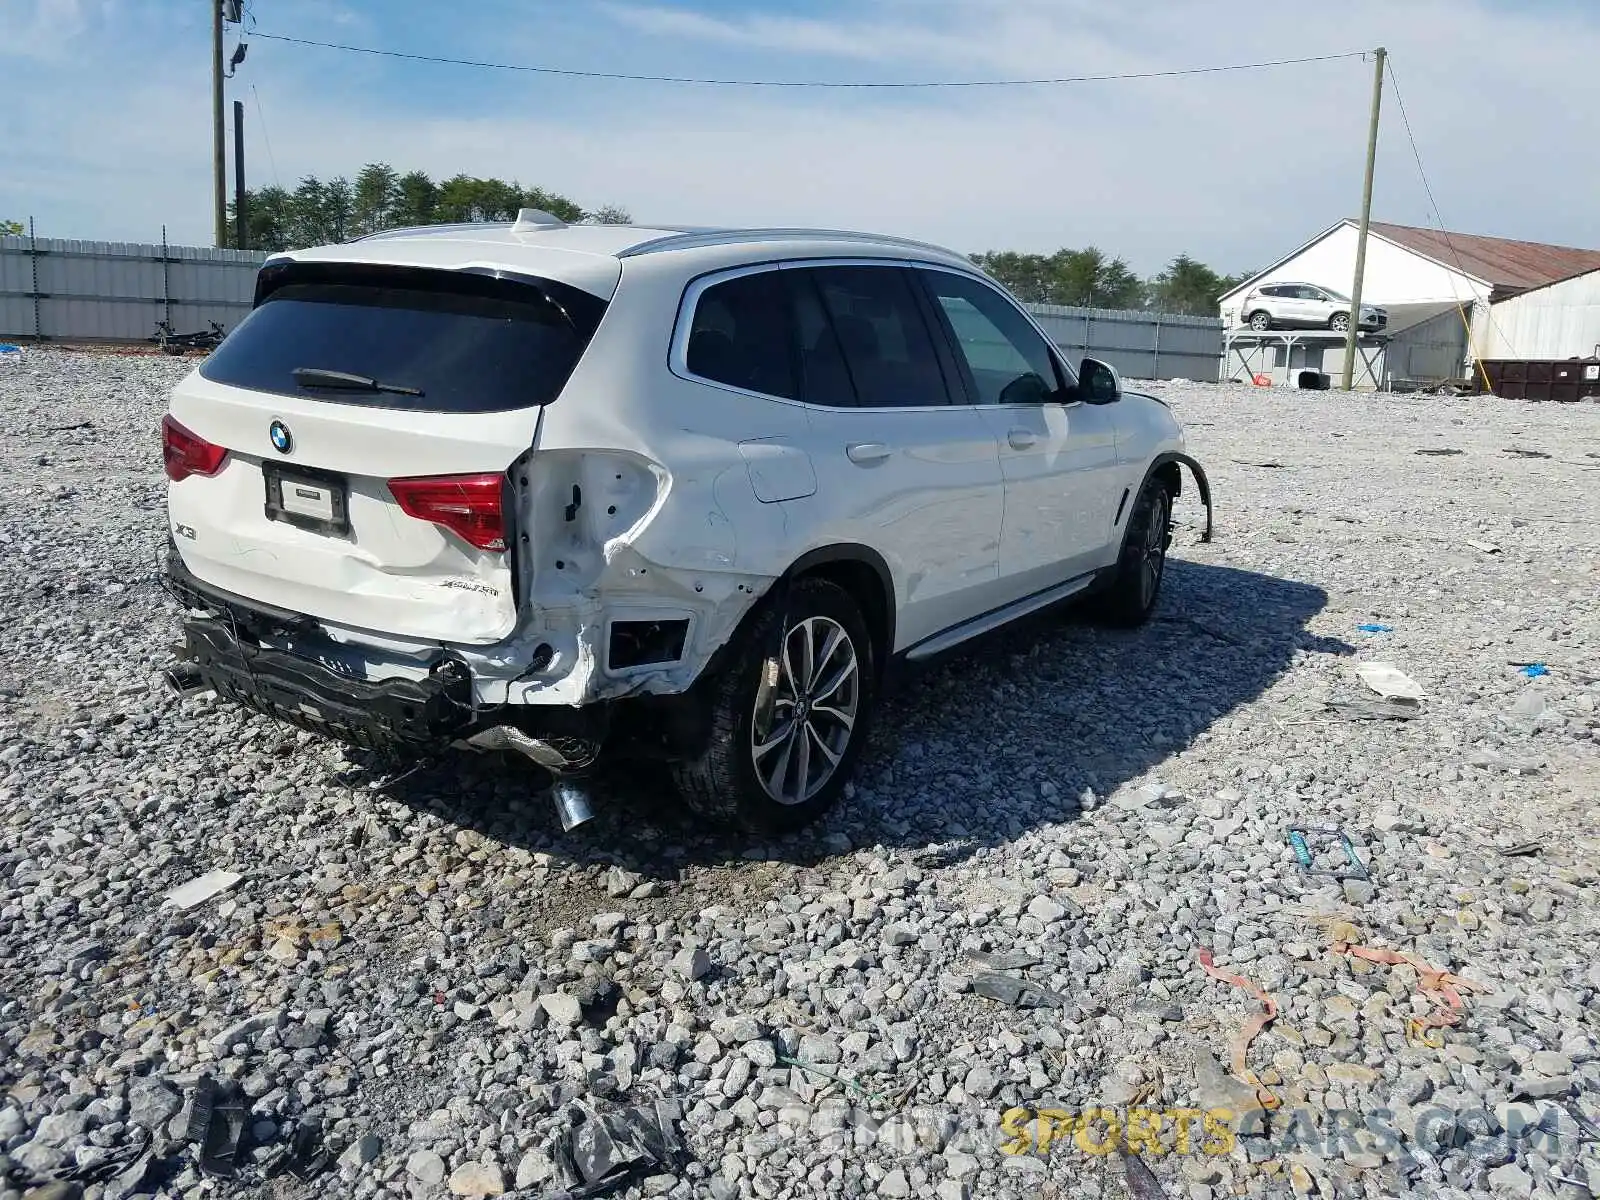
[541,1100,686,1198]
[970,971,1068,1010]
[186,1075,247,1178]
[1563,1107,1600,1142]
[285,1119,330,1181]
[778,1055,892,1104]
[1521,663,1549,678]
[1328,939,1482,1045]
[1120,1147,1171,1199]
[1356,623,1393,633]
[1355,661,1425,703]
[964,949,1044,972]
[1195,949,1279,1111]
[1324,699,1418,721]
[100,1149,157,1200]
[67,1129,150,1182]
[164,868,243,910]
[1497,842,1541,858]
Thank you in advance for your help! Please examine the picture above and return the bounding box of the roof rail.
[353,221,512,243]
[617,227,963,260]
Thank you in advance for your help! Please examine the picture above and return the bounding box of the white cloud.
[0,0,98,60]
[5,0,1600,278]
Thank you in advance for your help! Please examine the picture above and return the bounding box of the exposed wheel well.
[1153,460,1182,499]
[788,556,893,678]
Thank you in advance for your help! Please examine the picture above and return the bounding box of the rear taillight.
[388,473,507,552]
[161,414,228,482]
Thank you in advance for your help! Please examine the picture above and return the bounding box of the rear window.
[200,267,604,413]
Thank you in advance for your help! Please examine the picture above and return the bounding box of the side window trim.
[915,264,1075,404]
[902,267,972,406]
[791,268,862,409]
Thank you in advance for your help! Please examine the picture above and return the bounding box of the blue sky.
[5,0,1600,275]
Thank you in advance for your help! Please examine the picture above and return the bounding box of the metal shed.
[1478,266,1600,362]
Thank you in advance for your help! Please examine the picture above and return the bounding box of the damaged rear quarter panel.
[467,261,813,704]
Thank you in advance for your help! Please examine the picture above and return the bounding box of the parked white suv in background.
[162,212,1212,832]
[1239,282,1387,333]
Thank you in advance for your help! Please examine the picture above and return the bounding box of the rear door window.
[804,267,951,408]
[200,267,603,413]
[684,271,798,400]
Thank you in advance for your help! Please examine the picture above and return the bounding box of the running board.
[904,575,1096,662]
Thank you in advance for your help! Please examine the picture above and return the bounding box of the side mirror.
[1080,356,1122,403]
[998,372,1053,406]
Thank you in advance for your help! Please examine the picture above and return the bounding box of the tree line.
[216,161,1246,314]
[969,248,1250,317]
[225,163,630,252]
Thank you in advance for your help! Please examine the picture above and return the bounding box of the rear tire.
[670,577,875,833]
[1089,475,1172,628]
[1248,311,1272,331]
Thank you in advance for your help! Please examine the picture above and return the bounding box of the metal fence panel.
[1022,303,1222,381]
[0,232,267,342]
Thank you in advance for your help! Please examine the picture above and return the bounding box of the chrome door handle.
[846,442,892,464]
[1007,428,1039,450]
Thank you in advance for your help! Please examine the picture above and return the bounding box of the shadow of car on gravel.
[373,559,1348,882]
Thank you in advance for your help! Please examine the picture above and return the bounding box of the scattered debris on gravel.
[1,348,1596,1199]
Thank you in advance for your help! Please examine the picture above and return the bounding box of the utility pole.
[234,100,247,250]
[1341,46,1386,391]
[212,0,226,247]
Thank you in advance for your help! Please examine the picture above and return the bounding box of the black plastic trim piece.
[1150,452,1214,543]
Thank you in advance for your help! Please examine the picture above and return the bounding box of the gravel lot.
[1,346,1597,1200]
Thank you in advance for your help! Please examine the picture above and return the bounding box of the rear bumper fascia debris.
[178,616,474,749]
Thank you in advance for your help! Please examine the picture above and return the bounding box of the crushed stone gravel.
[0,347,1596,1200]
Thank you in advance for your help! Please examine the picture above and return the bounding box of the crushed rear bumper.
[179,616,475,749]
[165,548,475,748]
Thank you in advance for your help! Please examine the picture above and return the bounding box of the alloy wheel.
[750,615,861,805]
[1139,491,1170,610]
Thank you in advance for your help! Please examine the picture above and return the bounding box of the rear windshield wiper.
[292,367,424,397]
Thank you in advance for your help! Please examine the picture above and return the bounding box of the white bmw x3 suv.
[162,211,1212,832]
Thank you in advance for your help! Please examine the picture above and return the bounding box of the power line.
[1384,57,1504,378]
[252,31,1367,89]
[251,84,282,189]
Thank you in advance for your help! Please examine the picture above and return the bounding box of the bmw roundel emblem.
[268,420,293,454]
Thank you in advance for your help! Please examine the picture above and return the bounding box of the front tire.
[1329,312,1351,333]
[1089,476,1172,628]
[670,577,875,833]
